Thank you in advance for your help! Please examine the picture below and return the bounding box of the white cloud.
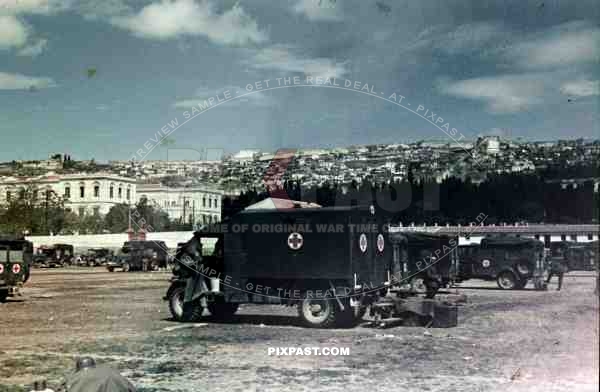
[407,23,509,55]
[173,85,274,109]
[247,46,347,80]
[0,0,65,15]
[507,24,600,69]
[560,80,600,97]
[0,71,56,90]
[293,0,341,21]
[17,38,48,57]
[74,0,132,20]
[0,15,29,49]
[439,74,546,114]
[112,0,267,45]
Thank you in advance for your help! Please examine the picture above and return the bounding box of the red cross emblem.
[359,233,367,253]
[377,234,385,252]
[288,232,303,250]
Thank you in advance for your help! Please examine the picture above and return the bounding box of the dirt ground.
[1,268,598,392]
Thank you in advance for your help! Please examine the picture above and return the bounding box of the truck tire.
[497,271,518,290]
[207,303,239,320]
[0,289,8,303]
[167,285,186,321]
[107,266,115,272]
[298,298,337,328]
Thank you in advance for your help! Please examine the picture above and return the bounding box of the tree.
[104,203,131,233]
[78,213,105,234]
[0,185,68,235]
[134,197,171,231]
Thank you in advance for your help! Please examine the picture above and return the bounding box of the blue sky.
[0,0,599,162]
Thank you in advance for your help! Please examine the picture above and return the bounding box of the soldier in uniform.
[63,357,137,392]
[546,247,568,291]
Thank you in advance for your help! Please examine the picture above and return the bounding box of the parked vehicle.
[32,244,74,268]
[389,231,459,298]
[457,236,547,290]
[165,205,457,328]
[117,240,169,272]
[83,248,114,267]
[0,235,33,302]
[106,250,128,272]
[549,241,597,271]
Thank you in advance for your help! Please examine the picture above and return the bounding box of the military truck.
[32,244,74,268]
[0,236,33,302]
[116,240,169,272]
[165,205,458,328]
[457,236,546,290]
[83,248,114,267]
[549,241,597,271]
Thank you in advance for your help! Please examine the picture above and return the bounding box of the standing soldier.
[546,246,568,291]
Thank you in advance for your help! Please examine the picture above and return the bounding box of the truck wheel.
[0,289,8,303]
[107,266,115,272]
[497,271,518,290]
[298,298,337,328]
[168,285,186,321]
[207,303,239,320]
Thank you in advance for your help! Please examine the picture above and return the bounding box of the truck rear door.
[351,212,389,290]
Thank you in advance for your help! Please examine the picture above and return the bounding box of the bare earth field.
[1,268,598,392]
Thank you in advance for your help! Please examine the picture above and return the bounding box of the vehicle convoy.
[111,240,169,272]
[165,205,458,328]
[548,241,597,271]
[0,235,33,302]
[456,236,547,290]
[33,244,74,268]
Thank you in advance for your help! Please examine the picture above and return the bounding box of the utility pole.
[128,202,132,231]
[44,189,49,235]
[182,195,187,225]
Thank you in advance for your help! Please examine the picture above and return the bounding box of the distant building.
[231,149,260,162]
[482,136,500,155]
[0,173,136,216]
[136,183,223,224]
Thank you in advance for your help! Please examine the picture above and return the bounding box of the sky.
[0,0,599,162]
